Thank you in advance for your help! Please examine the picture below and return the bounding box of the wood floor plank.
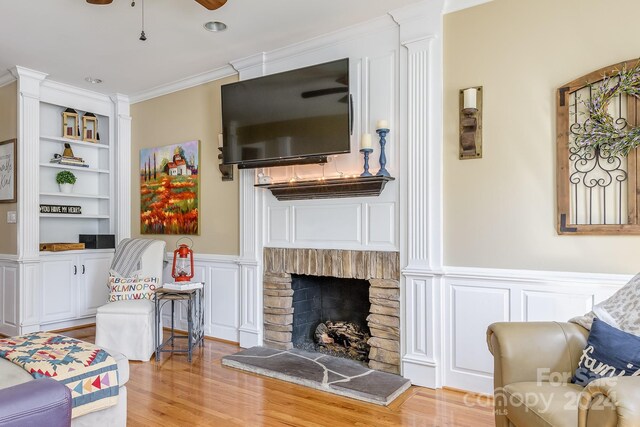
[61,327,495,426]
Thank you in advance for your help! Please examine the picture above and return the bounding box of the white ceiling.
[0,0,423,96]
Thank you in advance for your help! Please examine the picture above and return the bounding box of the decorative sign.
[0,139,16,203]
[40,204,82,214]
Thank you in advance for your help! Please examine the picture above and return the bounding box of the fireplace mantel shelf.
[255,176,395,201]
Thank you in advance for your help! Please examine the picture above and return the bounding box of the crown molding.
[0,72,16,88]
[443,0,493,14]
[41,79,112,104]
[230,53,266,75]
[129,65,237,104]
[10,66,48,82]
[265,15,396,67]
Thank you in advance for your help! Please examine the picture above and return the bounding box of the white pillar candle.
[463,88,477,109]
[376,119,389,129]
[360,133,372,149]
[218,133,223,148]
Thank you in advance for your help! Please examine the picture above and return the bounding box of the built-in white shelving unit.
[39,102,114,246]
[0,67,131,337]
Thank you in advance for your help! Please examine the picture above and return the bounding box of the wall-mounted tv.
[221,58,351,169]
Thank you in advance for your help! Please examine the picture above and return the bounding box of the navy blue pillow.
[573,318,640,386]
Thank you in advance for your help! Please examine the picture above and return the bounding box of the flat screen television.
[221,58,351,169]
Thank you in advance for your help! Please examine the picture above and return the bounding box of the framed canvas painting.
[0,139,16,203]
[140,140,200,235]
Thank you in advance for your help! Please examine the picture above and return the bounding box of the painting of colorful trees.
[140,140,199,235]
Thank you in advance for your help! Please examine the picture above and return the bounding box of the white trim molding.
[390,0,446,388]
[112,93,132,243]
[13,66,47,262]
[129,65,237,104]
[0,72,16,88]
[443,0,494,14]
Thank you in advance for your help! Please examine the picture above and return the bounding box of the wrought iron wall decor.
[556,59,640,234]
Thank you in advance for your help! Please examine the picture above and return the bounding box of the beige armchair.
[487,322,640,427]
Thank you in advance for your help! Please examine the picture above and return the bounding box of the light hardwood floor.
[64,327,495,426]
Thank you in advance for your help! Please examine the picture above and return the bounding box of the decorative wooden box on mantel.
[255,176,394,201]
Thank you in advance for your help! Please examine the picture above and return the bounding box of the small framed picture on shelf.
[62,108,79,140]
[82,112,98,143]
[0,139,16,203]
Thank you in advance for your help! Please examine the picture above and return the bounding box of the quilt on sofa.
[0,332,119,418]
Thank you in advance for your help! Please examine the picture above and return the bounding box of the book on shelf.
[162,282,203,291]
[50,157,88,167]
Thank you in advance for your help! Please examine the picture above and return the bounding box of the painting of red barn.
[140,140,199,235]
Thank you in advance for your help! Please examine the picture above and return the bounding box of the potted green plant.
[56,170,77,194]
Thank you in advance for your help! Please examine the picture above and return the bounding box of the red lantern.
[171,240,194,282]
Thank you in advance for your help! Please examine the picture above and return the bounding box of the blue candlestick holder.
[376,128,390,177]
[360,148,374,177]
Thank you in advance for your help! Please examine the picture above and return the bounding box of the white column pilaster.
[231,53,266,348]
[111,94,132,242]
[391,0,445,388]
[12,66,47,333]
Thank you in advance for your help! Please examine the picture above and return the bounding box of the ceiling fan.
[86,0,228,11]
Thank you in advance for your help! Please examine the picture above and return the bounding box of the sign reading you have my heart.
[40,204,82,214]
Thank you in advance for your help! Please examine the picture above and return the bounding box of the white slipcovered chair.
[95,239,166,361]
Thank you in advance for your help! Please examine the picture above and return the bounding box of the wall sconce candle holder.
[217,133,233,181]
[459,86,483,160]
[218,147,233,181]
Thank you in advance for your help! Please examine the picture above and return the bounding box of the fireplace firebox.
[263,248,401,374]
[291,274,371,362]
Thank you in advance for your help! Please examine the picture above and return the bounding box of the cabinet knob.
[82,265,85,274]
[73,265,77,275]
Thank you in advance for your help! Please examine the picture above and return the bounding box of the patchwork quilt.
[0,332,119,418]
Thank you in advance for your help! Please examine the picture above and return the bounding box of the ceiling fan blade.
[194,0,228,10]
[86,0,113,4]
[301,87,349,99]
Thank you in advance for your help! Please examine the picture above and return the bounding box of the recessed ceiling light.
[85,77,103,84]
[204,21,227,32]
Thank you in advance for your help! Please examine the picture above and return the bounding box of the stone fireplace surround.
[263,247,401,374]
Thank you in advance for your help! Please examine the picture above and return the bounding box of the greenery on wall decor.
[574,61,640,157]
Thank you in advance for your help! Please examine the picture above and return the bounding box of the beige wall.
[444,0,640,274]
[0,82,17,255]
[131,75,240,255]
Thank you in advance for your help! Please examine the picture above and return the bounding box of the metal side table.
[155,284,205,362]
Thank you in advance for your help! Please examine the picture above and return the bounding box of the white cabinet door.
[41,255,77,323]
[77,253,113,317]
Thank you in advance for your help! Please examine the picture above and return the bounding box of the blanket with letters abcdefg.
[0,332,119,418]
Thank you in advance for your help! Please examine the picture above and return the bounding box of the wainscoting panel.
[450,285,509,376]
[293,204,362,245]
[0,263,18,336]
[210,265,240,341]
[523,291,594,322]
[443,267,628,394]
[267,206,289,244]
[367,203,395,246]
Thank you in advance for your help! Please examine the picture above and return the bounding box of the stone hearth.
[263,248,401,374]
